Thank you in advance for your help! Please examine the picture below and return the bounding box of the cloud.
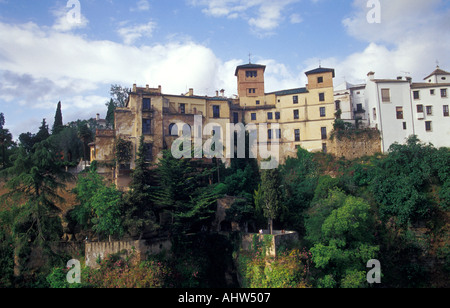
[51,2,89,32]
[189,0,300,33]
[117,21,157,45]
[131,0,151,12]
[323,0,450,84]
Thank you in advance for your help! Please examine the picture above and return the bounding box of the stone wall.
[328,129,381,160]
[241,231,299,257]
[85,238,171,268]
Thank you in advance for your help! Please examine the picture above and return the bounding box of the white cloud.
[325,0,450,84]
[189,0,300,32]
[131,0,151,12]
[51,3,89,32]
[117,21,157,45]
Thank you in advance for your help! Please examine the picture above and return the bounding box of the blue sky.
[0,0,449,139]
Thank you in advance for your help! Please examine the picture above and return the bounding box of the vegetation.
[0,100,448,289]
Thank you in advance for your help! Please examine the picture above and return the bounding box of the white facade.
[362,67,450,152]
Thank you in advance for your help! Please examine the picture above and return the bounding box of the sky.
[0,0,449,139]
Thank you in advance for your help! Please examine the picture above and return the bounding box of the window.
[318,76,324,83]
[251,113,256,121]
[381,89,391,102]
[276,129,281,139]
[321,127,327,140]
[413,91,420,100]
[442,77,447,81]
[441,89,448,98]
[335,101,341,111]
[267,112,273,120]
[426,106,433,116]
[403,122,407,130]
[143,98,151,110]
[417,104,424,113]
[248,88,256,94]
[179,103,186,114]
[169,123,178,136]
[295,129,300,142]
[268,129,272,140]
[143,119,152,134]
[425,121,432,132]
[293,96,299,104]
[356,104,364,112]
[144,143,153,162]
[430,89,435,95]
[233,112,239,124]
[320,107,326,117]
[246,71,257,78]
[293,110,299,120]
[275,112,281,120]
[396,107,404,119]
[319,93,325,102]
[213,105,220,118]
[444,105,449,117]
[256,100,260,105]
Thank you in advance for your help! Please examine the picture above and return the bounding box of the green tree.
[110,84,130,108]
[1,140,73,278]
[306,189,379,288]
[90,184,124,241]
[279,147,318,234]
[0,113,14,169]
[52,101,64,135]
[370,135,444,226]
[255,167,283,234]
[154,150,217,234]
[123,136,158,239]
[105,98,116,129]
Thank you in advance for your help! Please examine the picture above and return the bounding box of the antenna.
[436,59,440,68]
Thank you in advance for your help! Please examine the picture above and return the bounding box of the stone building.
[90,63,339,188]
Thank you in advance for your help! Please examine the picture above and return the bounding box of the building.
[359,66,450,152]
[90,63,337,187]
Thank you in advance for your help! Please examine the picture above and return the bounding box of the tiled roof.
[266,87,308,96]
[305,67,335,77]
[424,67,450,80]
[235,63,266,76]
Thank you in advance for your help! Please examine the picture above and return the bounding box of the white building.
[363,66,450,152]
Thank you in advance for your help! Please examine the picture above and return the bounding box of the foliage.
[110,84,130,108]
[115,138,133,164]
[154,150,217,234]
[278,147,318,234]
[255,167,283,234]
[370,135,449,225]
[237,247,311,288]
[0,112,14,169]
[52,101,64,135]
[105,98,116,129]
[123,136,158,238]
[72,162,124,240]
[306,189,379,288]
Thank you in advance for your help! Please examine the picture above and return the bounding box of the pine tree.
[105,99,115,129]
[52,101,64,135]
[255,167,283,234]
[123,136,158,239]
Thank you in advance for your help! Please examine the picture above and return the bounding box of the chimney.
[133,84,137,92]
[220,89,225,97]
[189,88,194,96]
[216,90,219,97]
[96,113,100,121]
[397,76,403,80]
[367,71,375,80]
[146,84,149,90]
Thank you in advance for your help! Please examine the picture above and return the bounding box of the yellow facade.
[90,63,336,183]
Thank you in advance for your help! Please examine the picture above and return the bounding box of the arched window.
[169,123,178,136]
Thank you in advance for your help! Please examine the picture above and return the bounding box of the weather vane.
[249,53,252,64]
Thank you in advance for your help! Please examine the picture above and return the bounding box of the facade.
[355,66,450,152]
[90,63,337,186]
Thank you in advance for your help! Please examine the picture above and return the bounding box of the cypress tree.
[52,101,64,135]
